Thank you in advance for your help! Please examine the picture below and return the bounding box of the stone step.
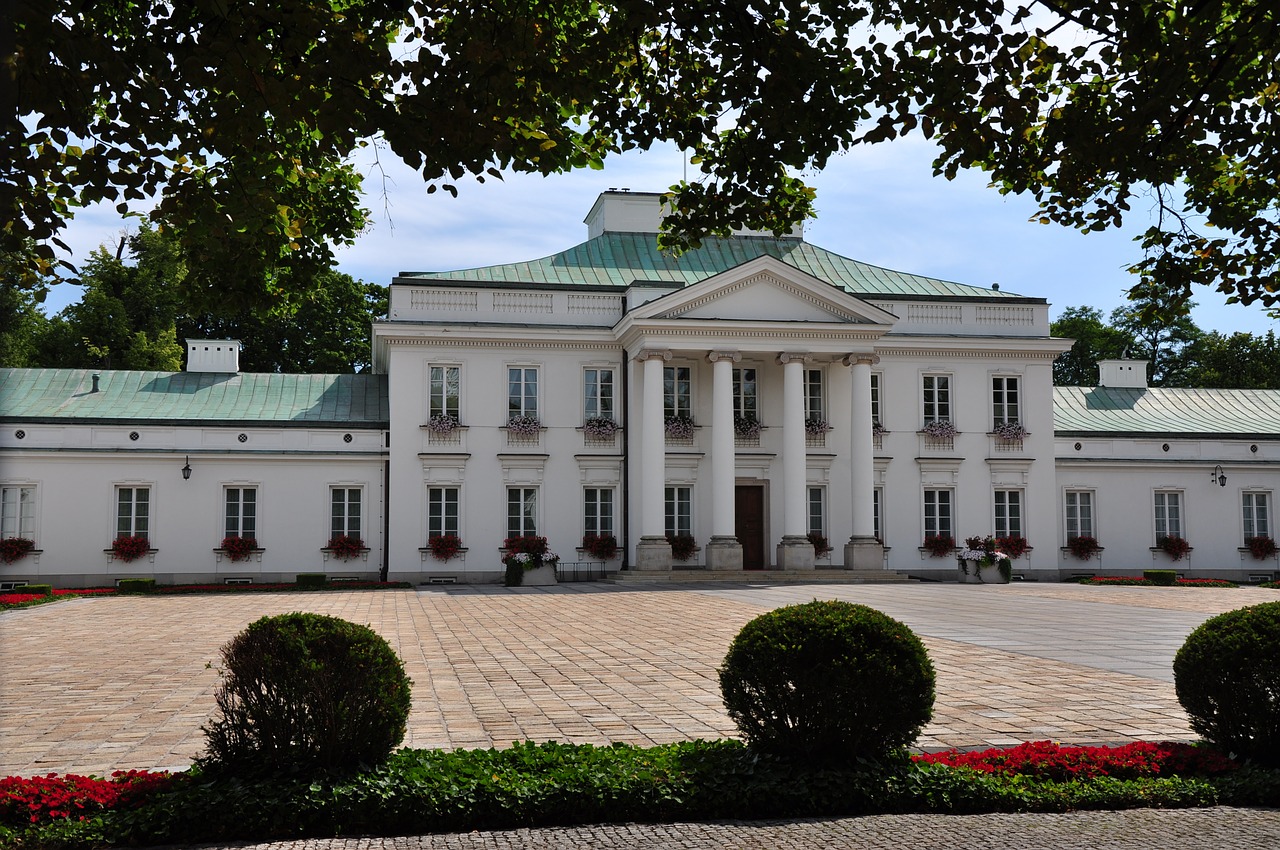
[607,568,912,584]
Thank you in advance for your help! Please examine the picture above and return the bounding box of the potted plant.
[996,536,1031,559]
[733,415,763,439]
[425,413,461,434]
[1067,535,1103,561]
[958,535,1012,583]
[922,535,955,558]
[502,536,558,586]
[111,535,150,563]
[1157,535,1191,562]
[921,419,958,439]
[667,533,698,562]
[0,537,35,565]
[991,421,1029,442]
[583,417,619,439]
[807,531,833,558]
[220,536,259,563]
[325,535,366,560]
[428,533,463,561]
[664,414,695,439]
[581,534,618,560]
[1245,535,1278,560]
[505,415,542,436]
[872,421,887,437]
[805,417,833,436]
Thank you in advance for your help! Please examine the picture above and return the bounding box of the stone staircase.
[608,568,912,584]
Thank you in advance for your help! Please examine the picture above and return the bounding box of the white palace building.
[2,191,1278,588]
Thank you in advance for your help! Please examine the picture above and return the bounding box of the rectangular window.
[1065,490,1094,540]
[224,487,257,539]
[584,488,615,537]
[116,486,150,540]
[923,489,953,540]
[992,376,1021,426]
[665,485,692,537]
[663,366,692,419]
[732,367,758,420]
[870,373,882,426]
[507,487,537,538]
[808,486,826,536]
[428,365,460,419]
[994,490,1023,538]
[922,375,951,424]
[583,368,615,421]
[508,367,538,419]
[1243,492,1271,539]
[428,487,460,538]
[805,369,824,422]
[330,488,362,538]
[1154,491,1183,541]
[874,487,884,542]
[0,486,35,539]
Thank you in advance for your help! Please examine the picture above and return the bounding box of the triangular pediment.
[630,256,898,326]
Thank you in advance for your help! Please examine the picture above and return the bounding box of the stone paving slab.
[2,582,1277,777]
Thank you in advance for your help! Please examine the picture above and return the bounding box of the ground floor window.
[507,487,537,538]
[0,486,35,539]
[428,487,460,538]
[1065,490,1094,540]
[1243,492,1270,540]
[584,488,614,537]
[224,487,257,539]
[1154,491,1182,542]
[923,489,953,540]
[116,486,150,540]
[808,487,826,537]
[994,490,1023,538]
[874,487,883,542]
[665,486,692,537]
[330,487,362,538]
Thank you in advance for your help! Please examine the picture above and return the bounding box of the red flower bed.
[0,770,175,826]
[0,593,44,606]
[914,740,1238,781]
[1082,576,1237,588]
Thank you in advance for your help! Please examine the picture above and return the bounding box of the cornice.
[380,335,618,352]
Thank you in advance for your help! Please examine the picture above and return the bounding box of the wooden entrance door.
[735,485,766,570]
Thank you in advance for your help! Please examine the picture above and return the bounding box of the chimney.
[185,339,242,373]
[1097,359,1149,388]
[90,373,100,393]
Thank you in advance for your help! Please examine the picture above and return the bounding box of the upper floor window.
[1154,491,1183,541]
[992,376,1021,426]
[225,487,257,539]
[922,375,951,424]
[429,366,460,419]
[508,367,538,419]
[116,486,150,540]
[0,486,35,540]
[331,487,362,539]
[664,366,692,419]
[583,368,615,421]
[804,369,824,422]
[1065,490,1094,540]
[870,373,882,425]
[1243,492,1271,540]
[733,367,758,421]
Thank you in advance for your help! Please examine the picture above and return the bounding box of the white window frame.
[507,487,538,538]
[873,486,884,543]
[330,487,362,539]
[1243,491,1271,540]
[994,489,1023,539]
[922,374,951,424]
[663,365,693,419]
[583,367,615,422]
[807,486,826,537]
[0,485,36,540]
[115,485,151,540]
[991,375,1021,426]
[224,486,258,540]
[584,487,615,537]
[1154,490,1183,542]
[428,364,461,420]
[1064,489,1095,540]
[870,372,882,426]
[732,367,759,421]
[665,485,692,537]
[923,489,954,540]
[507,366,539,419]
[804,368,825,422]
[428,486,460,539]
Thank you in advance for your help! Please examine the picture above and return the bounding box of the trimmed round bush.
[202,612,411,776]
[1174,601,1280,766]
[719,600,935,764]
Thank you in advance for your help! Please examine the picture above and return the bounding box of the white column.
[843,353,884,570]
[777,353,814,569]
[634,349,672,570]
[705,351,743,570]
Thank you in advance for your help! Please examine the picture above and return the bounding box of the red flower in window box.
[0,537,35,564]
[581,534,618,560]
[807,532,833,558]
[220,536,258,562]
[1067,535,1102,560]
[1157,535,1191,561]
[1246,536,1278,560]
[428,534,462,561]
[922,535,955,558]
[326,535,365,559]
[996,536,1030,559]
[111,535,150,562]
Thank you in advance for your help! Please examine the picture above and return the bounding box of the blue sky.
[46,136,1277,336]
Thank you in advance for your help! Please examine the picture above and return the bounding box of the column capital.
[706,350,741,363]
[634,348,672,363]
[777,351,812,365]
[842,352,881,367]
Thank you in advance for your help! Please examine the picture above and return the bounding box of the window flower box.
[1245,536,1278,560]
[322,535,369,561]
[582,417,620,439]
[0,537,36,565]
[109,535,152,563]
[664,415,696,440]
[216,536,262,563]
[581,534,618,560]
[921,535,955,558]
[667,533,699,562]
[1066,536,1103,561]
[807,532,833,559]
[426,534,464,561]
[425,414,461,434]
[991,421,1029,442]
[1155,536,1192,562]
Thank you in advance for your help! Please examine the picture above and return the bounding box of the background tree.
[1173,331,1280,390]
[8,1,1280,312]
[1049,307,1134,387]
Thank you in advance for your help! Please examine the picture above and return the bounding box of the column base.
[776,535,815,570]
[844,537,886,571]
[705,536,743,571]
[633,536,673,571]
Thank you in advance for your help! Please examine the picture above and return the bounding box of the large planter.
[520,564,558,586]
[958,558,1010,584]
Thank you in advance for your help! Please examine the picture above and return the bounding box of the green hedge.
[115,579,156,594]
[1144,569,1177,586]
[295,573,327,588]
[17,584,52,597]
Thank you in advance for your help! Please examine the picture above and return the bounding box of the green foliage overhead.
[7,1,1280,310]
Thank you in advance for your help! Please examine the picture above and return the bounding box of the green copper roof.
[0,369,389,427]
[1054,386,1280,438]
[400,232,1033,300]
